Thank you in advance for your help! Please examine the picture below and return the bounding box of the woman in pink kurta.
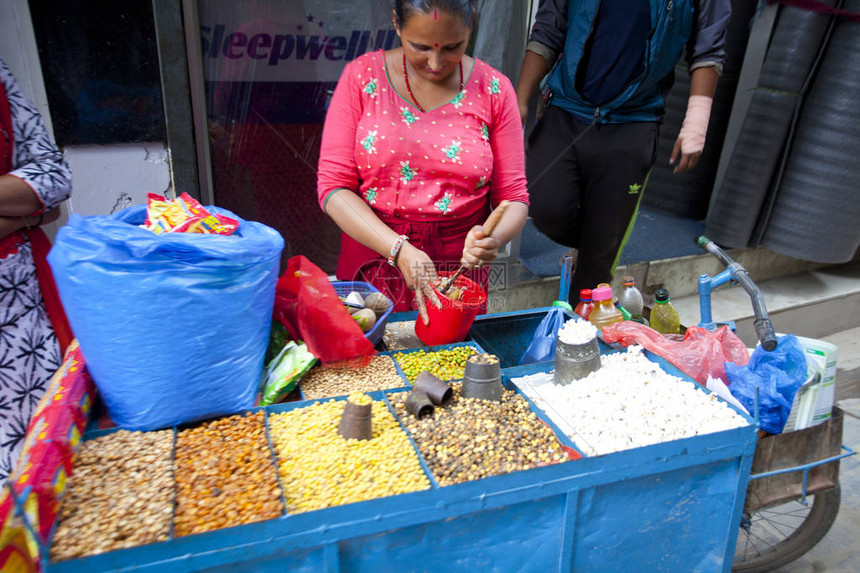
[318,0,528,323]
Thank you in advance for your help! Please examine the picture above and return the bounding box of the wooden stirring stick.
[438,200,510,296]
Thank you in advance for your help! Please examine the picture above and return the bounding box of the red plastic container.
[415,271,487,346]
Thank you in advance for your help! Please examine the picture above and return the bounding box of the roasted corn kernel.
[173,411,283,537]
[269,399,430,514]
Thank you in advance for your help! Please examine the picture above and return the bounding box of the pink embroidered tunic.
[317,50,528,310]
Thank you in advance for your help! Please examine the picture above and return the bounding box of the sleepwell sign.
[201,24,397,73]
[199,1,397,84]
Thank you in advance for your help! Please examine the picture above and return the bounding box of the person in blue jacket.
[516,0,731,297]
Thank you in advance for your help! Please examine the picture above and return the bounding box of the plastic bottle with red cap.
[574,288,594,320]
[588,285,624,331]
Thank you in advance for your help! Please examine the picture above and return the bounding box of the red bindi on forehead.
[433,10,437,20]
[434,43,439,47]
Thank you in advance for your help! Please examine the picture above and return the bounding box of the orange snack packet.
[143,193,238,235]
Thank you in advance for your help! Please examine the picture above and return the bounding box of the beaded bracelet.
[388,234,409,267]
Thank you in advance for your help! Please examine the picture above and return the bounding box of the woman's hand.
[396,242,441,326]
[461,225,501,269]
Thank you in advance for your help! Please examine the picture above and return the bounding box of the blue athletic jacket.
[528,0,731,124]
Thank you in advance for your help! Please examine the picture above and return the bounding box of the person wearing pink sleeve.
[318,0,529,325]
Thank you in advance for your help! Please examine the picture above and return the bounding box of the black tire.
[732,485,841,572]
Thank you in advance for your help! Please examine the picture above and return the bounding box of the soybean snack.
[389,384,570,486]
[51,430,174,561]
[269,396,431,514]
[174,412,283,536]
[395,346,474,383]
[300,355,405,399]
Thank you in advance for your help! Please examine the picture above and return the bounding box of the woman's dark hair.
[394,0,478,29]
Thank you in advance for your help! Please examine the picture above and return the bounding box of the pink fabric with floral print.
[317,50,527,309]
[319,50,527,218]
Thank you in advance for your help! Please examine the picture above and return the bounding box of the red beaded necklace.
[402,52,464,113]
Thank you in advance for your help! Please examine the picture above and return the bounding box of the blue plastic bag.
[520,255,574,365]
[520,301,572,365]
[725,334,808,434]
[47,205,284,430]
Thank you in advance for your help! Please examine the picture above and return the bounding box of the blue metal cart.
[33,315,759,573]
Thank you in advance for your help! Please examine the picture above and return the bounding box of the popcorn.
[511,346,747,456]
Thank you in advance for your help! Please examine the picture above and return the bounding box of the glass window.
[198,0,396,274]
[28,0,166,146]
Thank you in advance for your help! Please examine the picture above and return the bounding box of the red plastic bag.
[273,256,376,365]
[602,322,750,385]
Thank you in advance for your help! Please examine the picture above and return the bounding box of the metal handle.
[696,236,777,351]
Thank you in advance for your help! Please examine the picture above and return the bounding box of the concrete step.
[614,246,834,300]
[825,328,860,402]
[671,260,860,344]
[490,247,841,314]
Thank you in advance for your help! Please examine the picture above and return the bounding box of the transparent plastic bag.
[602,322,750,385]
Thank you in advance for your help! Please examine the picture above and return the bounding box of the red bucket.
[415,271,487,346]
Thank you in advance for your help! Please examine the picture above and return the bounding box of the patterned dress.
[317,51,528,309]
[0,59,72,484]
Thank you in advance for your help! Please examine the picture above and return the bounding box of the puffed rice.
[511,346,748,456]
[558,318,598,345]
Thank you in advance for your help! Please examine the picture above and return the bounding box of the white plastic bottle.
[618,276,644,320]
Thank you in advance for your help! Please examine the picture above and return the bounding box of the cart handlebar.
[696,236,778,351]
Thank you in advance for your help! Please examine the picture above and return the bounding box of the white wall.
[0,1,52,131]
[64,145,172,216]
[1,0,172,235]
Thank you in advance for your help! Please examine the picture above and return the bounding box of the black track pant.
[526,105,658,298]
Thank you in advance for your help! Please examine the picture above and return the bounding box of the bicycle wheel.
[732,485,841,572]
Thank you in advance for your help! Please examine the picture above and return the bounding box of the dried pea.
[394,346,474,383]
[347,391,372,406]
[388,384,570,486]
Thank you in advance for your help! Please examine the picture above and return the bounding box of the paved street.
[775,397,860,572]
